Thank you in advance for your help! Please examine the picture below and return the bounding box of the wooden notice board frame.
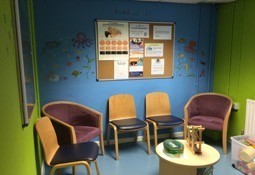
[96,20,175,81]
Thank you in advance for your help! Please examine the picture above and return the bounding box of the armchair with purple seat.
[184,93,233,154]
[42,101,105,155]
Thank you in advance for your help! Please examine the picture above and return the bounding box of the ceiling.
[138,0,235,4]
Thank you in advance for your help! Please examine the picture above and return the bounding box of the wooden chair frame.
[107,94,151,160]
[49,161,100,175]
[146,92,184,148]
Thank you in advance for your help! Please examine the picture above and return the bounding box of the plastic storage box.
[231,135,255,175]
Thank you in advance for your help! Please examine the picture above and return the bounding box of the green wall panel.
[240,0,255,98]
[0,0,40,175]
[214,0,255,136]
[214,3,233,94]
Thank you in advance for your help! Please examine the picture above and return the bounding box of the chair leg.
[184,122,187,139]
[113,126,119,160]
[152,122,158,148]
[94,160,101,175]
[72,166,77,175]
[50,167,57,175]
[50,167,63,175]
[51,162,91,175]
[81,162,92,175]
[181,124,184,139]
[222,129,227,154]
[142,129,147,142]
[146,124,151,155]
[134,131,138,142]
[99,133,105,155]
[56,169,62,175]
[107,124,111,146]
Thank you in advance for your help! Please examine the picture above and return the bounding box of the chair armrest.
[223,102,233,131]
[184,99,198,138]
[48,116,77,145]
[184,100,197,121]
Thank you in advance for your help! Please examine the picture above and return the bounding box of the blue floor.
[45,137,243,175]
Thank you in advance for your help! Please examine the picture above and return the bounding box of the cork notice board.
[96,20,175,81]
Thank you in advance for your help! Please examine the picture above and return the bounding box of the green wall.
[0,0,40,175]
[214,0,255,136]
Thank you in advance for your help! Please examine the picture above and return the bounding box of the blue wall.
[34,0,215,136]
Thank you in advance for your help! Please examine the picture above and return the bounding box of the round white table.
[156,140,220,175]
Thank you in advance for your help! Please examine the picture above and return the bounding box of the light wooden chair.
[107,94,151,160]
[146,92,184,148]
[184,92,233,154]
[35,116,100,175]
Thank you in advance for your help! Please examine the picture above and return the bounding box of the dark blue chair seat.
[111,118,147,130]
[51,142,99,165]
[148,115,184,127]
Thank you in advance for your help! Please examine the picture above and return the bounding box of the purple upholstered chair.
[184,93,233,154]
[42,101,105,155]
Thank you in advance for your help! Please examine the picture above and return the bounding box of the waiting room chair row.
[41,92,184,160]
[41,91,233,162]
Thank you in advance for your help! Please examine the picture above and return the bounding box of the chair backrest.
[35,116,59,166]
[42,101,99,126]
[42,101,73,124]
[146,92,171,118]
[186,93,233,120]
[109,94,136,121]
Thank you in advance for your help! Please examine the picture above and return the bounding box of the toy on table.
[163,139,184,158]
[185,125,205,154]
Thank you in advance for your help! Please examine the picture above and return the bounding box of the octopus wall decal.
[72,32,92,48]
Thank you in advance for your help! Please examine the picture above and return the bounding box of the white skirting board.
[100,131,184,145]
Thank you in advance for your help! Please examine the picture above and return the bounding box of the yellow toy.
[185,125,205,154]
